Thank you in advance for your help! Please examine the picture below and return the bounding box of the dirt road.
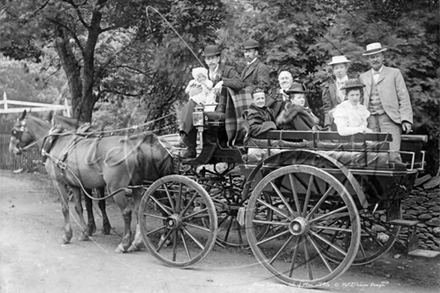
[0,170,439,293]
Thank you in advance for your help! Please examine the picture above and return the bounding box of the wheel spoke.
[256,229,291,246]
[269,181,295,216]
[257,198,289,219]
[288,236,301,277]
[143,213,167,221]
[307,235,333,273]
[182,207,209,220]
[252,219,290,226]
[312,225,352,233]
[172,229,178,261]
[309,230,348,256]
[303,237,313,280]
[302,175,314,217]
[145,224,167,236]
[155,229,173,253]
[288,174,301,212]
[185,222,211,233]
[181,226,205,250]
[150,196,173,216]
[306,186,335,220]
[163,184,175,211]
[180,193,198,216]
[180,229,191,260]
[308,206,348,224]
[269,235,294,264]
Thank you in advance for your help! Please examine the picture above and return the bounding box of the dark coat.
[266,92,288,118]
[211,63,244,92]
[240,59,270,93]
[276,103,320,131]
[245,104,277,138]
[322,81,339,129]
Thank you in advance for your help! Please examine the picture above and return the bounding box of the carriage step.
[408,249,440,258]
[388,219,419,227]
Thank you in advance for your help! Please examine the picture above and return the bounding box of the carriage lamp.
[193,105,205,127]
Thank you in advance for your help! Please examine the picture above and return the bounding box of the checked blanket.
[224,88,252,146]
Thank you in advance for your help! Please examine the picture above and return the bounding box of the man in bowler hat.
[240,39,270,93]
[177,44,243,158]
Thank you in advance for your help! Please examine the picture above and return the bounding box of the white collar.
[372,65,384,74]
[247,58,257,65]
[336,76,349,83]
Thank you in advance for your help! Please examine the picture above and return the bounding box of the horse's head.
[9,110,35,155]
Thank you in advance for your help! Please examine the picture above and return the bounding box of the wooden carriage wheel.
[198,173,273,247]
[246,165,360,286]
[138,175,217,267]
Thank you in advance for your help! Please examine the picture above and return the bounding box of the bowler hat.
[202,45,221,57]
[284,82,307,94]
[242,39,259,50]
[362,42,387,56]
[340,78,365,90]
[328,55,351,65]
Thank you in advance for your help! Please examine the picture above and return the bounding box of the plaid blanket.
[224,88,253,146]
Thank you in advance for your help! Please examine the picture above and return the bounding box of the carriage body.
[140,103,428,285]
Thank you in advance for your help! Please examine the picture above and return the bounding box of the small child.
[276,82,320,130]
[332,78,373,136]
[185,67,217,111]
[245,88,277,138]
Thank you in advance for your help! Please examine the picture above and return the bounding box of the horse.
[50,114,110,236]
[10,110,175,253]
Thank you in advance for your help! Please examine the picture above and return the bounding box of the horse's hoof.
[87,225,97,236]
[127,243,141,253]
[78,233,89,241]
[102,225,111,235]
[115,244,126,254]
[60,235,71,245]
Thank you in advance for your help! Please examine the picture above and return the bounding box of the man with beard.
[266,71,295,118]
[359,42,413,162]
[240,39,270,93]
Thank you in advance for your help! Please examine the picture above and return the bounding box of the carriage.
[9,92,427,286]
[137,91,428,286]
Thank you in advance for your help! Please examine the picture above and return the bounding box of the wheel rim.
[246,165,360,286]
[139,175,217,267]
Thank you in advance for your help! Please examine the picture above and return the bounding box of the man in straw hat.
[322,55,352,131]
[359,42,413,161]
[240,39,270,93]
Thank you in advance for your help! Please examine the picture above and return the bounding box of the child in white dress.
[333,79,373,136]
[185,67,217,111]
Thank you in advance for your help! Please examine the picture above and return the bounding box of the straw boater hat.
[192,67,208,80]
[362,42,388,56]
[242,39,259,50]
[328,55,351,65]
[284,81,307,94]
[202,45,221,57]
[340,78,365,90]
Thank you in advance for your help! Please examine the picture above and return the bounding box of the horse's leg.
[128,189,143,252]
[84,188,97,236]
[113,188,134,253]
[52,180,73,244]
[71,187,89,241]
[97,187,112,235]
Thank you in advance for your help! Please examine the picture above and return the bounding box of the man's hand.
[402,121,412,134]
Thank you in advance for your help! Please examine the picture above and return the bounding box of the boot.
[181,128,197,158]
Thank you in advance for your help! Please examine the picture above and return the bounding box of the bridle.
[11,118,38,152]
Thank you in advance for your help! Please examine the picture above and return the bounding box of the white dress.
[333,100,371,136]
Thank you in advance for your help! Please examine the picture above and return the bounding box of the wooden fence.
[0,133,46,173]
